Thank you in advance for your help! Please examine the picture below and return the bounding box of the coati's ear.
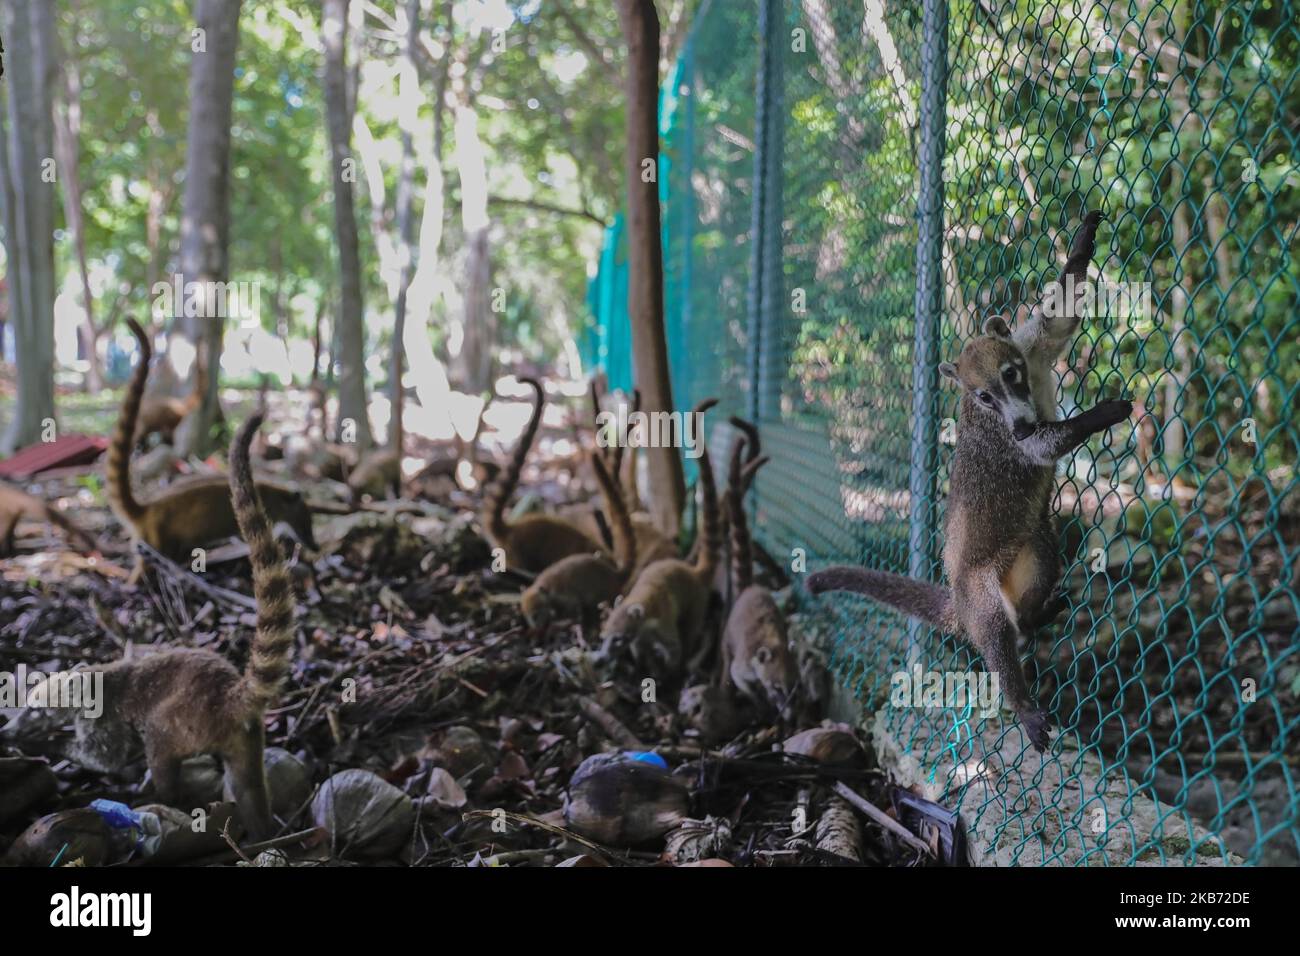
[938,362,959,383]
[981,315,1012,339]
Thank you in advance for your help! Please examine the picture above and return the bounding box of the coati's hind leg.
[144,738,184,805]
[1014,529,1067,631]
[223,732,273,839]
[957,573,1052,753]
[0,512,18,556]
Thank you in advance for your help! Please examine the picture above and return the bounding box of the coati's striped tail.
[480,376,544,545]
[807,566,958,633]
[106,319,150,525]
[691,398,720,582]
[727,436,769,593]
[1059,210,1102,287]
[230,413,295,711]
[589,450,635,576]
[728,416,762,493]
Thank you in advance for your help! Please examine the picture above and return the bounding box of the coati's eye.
[1002,366,1020,384]
[976,390,994,407]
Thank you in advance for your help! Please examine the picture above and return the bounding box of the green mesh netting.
[586,0,1299,866]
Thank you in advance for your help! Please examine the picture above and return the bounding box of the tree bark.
[0,0,57,455]
[452,97,493,394]
[616,0,684,535]
[322,0,372,449]
[388,0,420,452]
[172,0,243,458]
[53,32,103,392]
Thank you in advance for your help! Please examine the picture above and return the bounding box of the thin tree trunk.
[52,29,102,392]
[0,0,57,455]
[389,0,419,453]
[172,0,243,457]
[453,100,493,394]
[616,0,684,535]
[322,0,372,449]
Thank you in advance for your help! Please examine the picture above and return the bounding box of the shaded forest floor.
[0,383,928,867]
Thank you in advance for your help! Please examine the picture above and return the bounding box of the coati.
[589,383,677,575]
[348,394,404,501]
[347,448,402,501]
[521,450,636,629]
[59,412,294,839]
[479,376,605,574]
[720,439,796,719]
[0,482,98,557]
[134,347,206,449]
[109,318,315,581]
[598,399,721,678]
[807,212,1129,752]
[690,415,762,592]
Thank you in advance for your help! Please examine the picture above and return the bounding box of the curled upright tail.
[480,376,543,544]
[230,413,295,712]
[589,450,635,575]
[691,399,720,582]
[807,565,957,632]
[106,319,151,526]
[727,436,769,593]
[1060,210,1103,287]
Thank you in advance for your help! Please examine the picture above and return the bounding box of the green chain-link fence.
[587,0,1299,865]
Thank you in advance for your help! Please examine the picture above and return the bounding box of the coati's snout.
[939,316,1039,439]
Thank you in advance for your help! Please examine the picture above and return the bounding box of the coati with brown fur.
[521,450,636,629]
[347,448,402,501]
[720,439,795,718]
[807,212,1129,752]
[479,376,605,574]
[598,399,721,678]
[134,348,206,449]
[109,319,315,581]
[690,415,762,593]
[582,381,677,572]
[59,413,295,839]
[0,483,98,557]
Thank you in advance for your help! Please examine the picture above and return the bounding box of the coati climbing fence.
[586,0,1299,865]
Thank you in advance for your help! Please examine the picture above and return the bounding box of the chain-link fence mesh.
[587,0,1299,865]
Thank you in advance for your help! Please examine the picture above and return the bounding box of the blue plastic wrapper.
[89,799,143,830]
[624,751,668,769]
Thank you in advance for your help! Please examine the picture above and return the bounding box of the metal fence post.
[746,0,779,425]
[907,0,948,658]
[758,0,785,423]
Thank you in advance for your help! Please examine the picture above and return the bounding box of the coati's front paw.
[1019,707,1053,753]
[1090,398,1133,429]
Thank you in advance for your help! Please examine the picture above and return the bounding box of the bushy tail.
[1059,210,1102,287]
[728,416,761,488]
[480,376,543,544]
[727,436,769,593]
[691,398,720,582]
[182,352,208,414]
[230,413,295,712]
[106,319,150,525]
[589,450,635,576]
[807,565,957,632]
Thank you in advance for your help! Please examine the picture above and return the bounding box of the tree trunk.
[388,0,420,453]
[616,0,684,535]
[453,101,494,394]
[172,0,243,458]
[322,0,372,449]
[0,0,57,455]
[53,41,103,392]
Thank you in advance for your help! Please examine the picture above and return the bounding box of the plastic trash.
[624,751,668,769]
